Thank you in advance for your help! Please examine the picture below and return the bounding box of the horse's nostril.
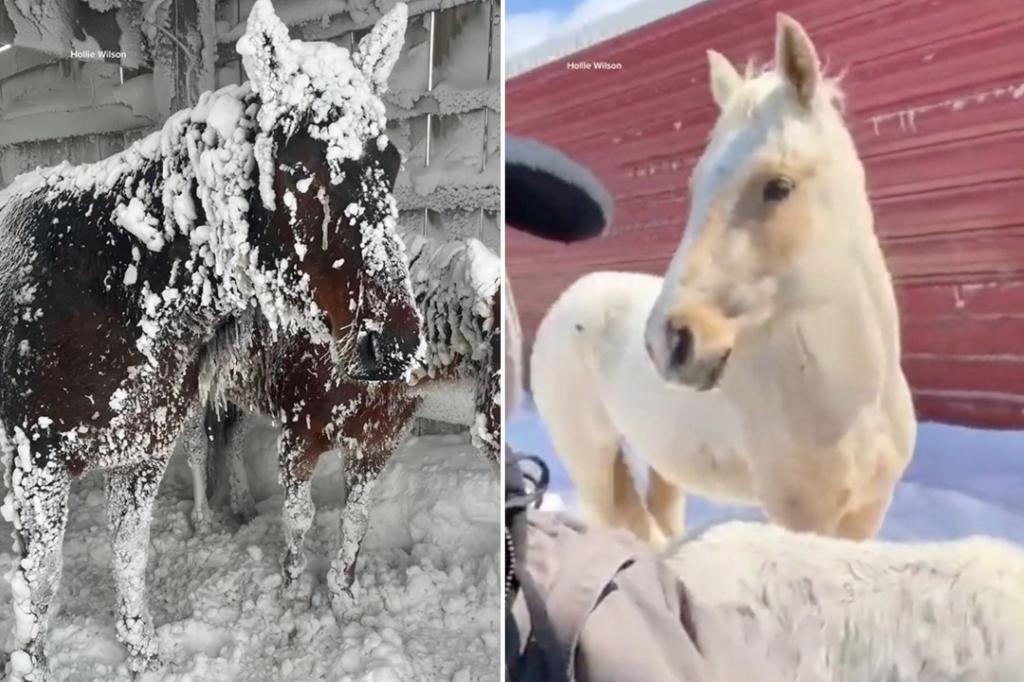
[668,326,693,368]
[357,331,380,371]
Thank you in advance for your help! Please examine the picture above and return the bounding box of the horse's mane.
[404,234,500,382]
[197,310,260,415]
[1,83,254,203]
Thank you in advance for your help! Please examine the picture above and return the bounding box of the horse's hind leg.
[647,466,685,543]
[181,406,211,532]
[105,453,171,671]
[2,429,70,681]
[225,410,257,522]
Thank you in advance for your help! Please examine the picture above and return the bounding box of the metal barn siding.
[506,0,1024,428]
[1,0,500,251]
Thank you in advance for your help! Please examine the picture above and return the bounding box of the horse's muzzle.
[653,324,732,391]
[348,329,415,381]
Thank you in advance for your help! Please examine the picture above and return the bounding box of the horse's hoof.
[119,627,162,676]
[6,649,50,682]
[190,514,211,535]
[126,648,163,676]
[282,551,307,585]
[280,574,313,606]
[326,565,360,617]
[231,496,258,523]
[330,586,359,618]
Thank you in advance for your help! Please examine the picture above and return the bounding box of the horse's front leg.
[647,466,685,543]
[278,428,317,591]
[755,448,853,538]
[105,453,172,672]
[326,447,390,613]
[180,405,211,533]
[2,430,70,682]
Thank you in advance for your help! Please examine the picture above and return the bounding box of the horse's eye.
[762,177,794,203]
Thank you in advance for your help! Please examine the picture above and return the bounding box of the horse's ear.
[707,50,741,110]
[236,0,291,100]
[355,3,408,93]
[774,13,820,107]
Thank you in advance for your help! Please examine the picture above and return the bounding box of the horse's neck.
[723,218,900,439]
[849,227,902,356]
[786,201,901,356]
[828,159,902,354]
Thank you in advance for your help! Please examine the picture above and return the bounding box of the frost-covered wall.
[0,0,500,252]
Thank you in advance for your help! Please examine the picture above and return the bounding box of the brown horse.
[0,2,417,677]
[185,235,500,610]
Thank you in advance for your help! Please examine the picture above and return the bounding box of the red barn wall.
[506,0,1024,428]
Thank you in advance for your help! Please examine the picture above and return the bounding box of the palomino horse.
[184,234,500,608]
[532,15,915,547]
[0,2,417,676]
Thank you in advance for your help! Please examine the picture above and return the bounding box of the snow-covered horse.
[532,15,915,546]
[0,1,417,676]
[184,233,500,606]
[664,521,1024,680]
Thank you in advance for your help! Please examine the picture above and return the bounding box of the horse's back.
[667,521,1024,677]
[670,521,1024,609]
[534,270,661,371]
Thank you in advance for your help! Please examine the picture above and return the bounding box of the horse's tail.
[505,135,612,243]
[530,273,660,541]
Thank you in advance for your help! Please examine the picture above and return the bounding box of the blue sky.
[506,0,645,57]
[509,0,577,11]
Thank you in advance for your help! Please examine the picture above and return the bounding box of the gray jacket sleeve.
[507,512,722,682]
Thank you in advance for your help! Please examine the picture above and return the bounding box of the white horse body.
[533,272,752,508]
[532,16,916,544]
[666,522,1024,680]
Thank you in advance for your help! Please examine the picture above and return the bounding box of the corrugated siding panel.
[507,0,1024,428]
[1,0,501,254]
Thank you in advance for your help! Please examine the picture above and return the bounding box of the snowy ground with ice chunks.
[0,426,500,681]
[509,395,1024,548]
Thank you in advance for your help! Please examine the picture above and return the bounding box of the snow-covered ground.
[0,428,499,681]
[508,396,1024,547]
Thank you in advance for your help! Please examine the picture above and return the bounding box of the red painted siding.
[506,0,1024,428]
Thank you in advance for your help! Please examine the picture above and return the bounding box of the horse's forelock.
[730,61,846,120]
